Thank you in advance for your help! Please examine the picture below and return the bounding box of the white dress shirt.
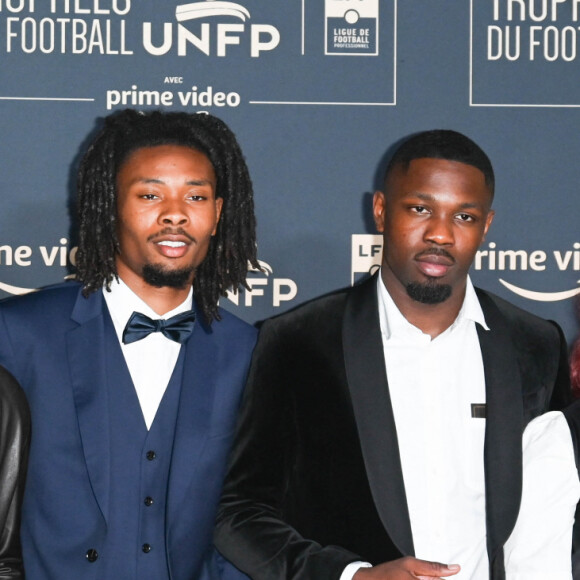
[103,278,193,429]
[504,411,579,579]
[378,274,489,579]
[344,410,580,580]
[341,274,489,580]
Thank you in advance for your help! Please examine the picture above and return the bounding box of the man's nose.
[424,216,454,245]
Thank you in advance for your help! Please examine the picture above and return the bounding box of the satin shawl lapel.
[166,307,219,525]
[66,289,111,524]
[476,289,524,567]
[342,275,414,556]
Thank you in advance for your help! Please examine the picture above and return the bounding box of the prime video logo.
[351,234,580,302]
[143,1,281,57]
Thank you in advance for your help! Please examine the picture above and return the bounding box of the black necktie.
[122,311,196,345]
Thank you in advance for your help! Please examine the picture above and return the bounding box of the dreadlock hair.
[76,108,258,324]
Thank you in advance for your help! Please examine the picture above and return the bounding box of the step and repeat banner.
[0,0,579,344]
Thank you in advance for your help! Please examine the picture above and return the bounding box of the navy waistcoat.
[100,313,185,579]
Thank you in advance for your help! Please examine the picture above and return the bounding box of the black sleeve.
[548,321,573,411]
[214,319,360,580]
[563,400,580,579]
[0,366,30,579]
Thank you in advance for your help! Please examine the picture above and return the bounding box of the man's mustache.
[414,248,455,263]
[147,228,196,243]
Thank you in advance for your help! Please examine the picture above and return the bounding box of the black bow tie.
[122,311,196,345]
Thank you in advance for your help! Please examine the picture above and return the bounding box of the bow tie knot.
[122,311,196,345]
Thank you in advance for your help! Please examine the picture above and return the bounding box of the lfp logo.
[325,0,379,56]
[143,1,280,57]
[351,234,382,284]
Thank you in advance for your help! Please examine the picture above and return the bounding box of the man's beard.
[142,264,195,289]
[406,279,452,304]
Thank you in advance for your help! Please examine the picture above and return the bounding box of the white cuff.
[339,561,372,580]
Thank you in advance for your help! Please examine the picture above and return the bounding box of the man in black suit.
[215,130,571,579]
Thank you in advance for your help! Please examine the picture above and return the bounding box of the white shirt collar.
[103,277,193,339]
[377,272,489,341]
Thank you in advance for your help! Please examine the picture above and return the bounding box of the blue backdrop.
[0,0,579,345]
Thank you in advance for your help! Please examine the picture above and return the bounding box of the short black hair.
[384,129,495,196]
[75,108,258,323]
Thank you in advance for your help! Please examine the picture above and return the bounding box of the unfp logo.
[225,260,298,307]
[143,1,280,57]
[325,0,379,55]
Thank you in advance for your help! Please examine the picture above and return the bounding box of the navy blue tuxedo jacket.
[0,282,256,580]
[215,275,571,580]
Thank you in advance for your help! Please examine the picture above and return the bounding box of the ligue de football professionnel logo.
[325,0,379,56]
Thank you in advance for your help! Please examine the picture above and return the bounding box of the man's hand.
[353,557,461,579]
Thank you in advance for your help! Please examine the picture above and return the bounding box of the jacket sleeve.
[0,366,30,579]
[214,319,360,580]
[548,320,573,411]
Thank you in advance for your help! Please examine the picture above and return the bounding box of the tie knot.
[122,311,196,345]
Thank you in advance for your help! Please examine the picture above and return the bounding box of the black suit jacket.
[562,399,580,580]
[215,275,571,580]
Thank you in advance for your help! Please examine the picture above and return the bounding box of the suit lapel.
[66,290,222,531]
[476,289,524,569]
[66,288,111,524]
[166,307,218,524]
[343,281,523,567]
[342,275,414,556]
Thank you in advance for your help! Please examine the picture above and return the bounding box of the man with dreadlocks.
[0,109,258,580]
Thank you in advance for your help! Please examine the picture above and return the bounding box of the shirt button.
[86,549,98,562]
[142,544,152,553]
[146,450,156,461]
[144,496,154,507]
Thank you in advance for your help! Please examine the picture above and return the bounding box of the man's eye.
[141,193,158,200]
[411,206,428,214]
[188,195,206,201]
[457,213,474,222]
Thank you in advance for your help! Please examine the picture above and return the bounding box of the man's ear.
[482,209,495,241]
[372,191,386,233]
[212,197,224,236]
